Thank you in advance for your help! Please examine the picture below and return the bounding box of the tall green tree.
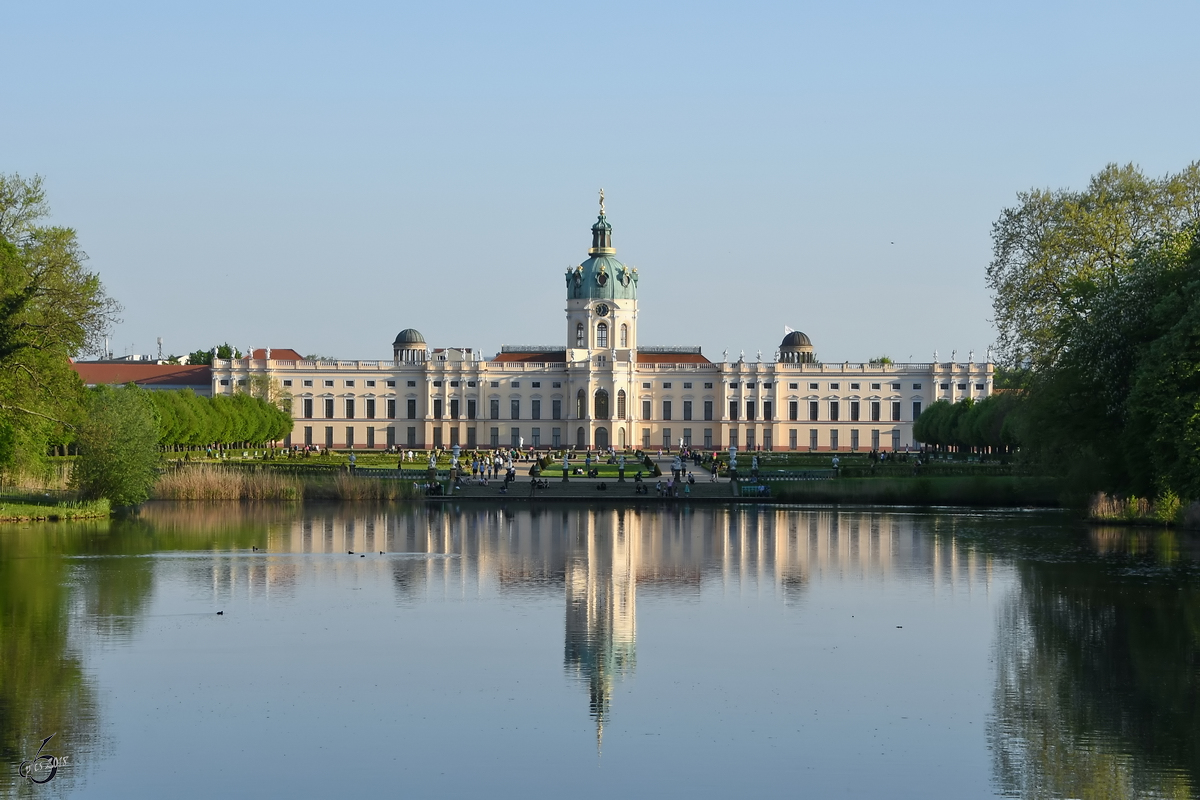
[0,174,119,476]
[987,162,1200,371]
[71,385,160,506]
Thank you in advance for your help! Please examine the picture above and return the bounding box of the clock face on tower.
[594,303,610,317]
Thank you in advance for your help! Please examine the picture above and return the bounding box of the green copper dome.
[566,203,638,301]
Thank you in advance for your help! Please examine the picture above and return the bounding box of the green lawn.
[0,496,110,522]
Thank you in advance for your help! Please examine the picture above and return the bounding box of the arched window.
[576,389,586,418]
[616,389,626,419]
[596,322,608,349]
[620,323,628,348]
[575,322,585,347]
[594,389,609,420]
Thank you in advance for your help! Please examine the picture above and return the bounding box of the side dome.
[393,328,426,346]
[780,330,812,348]
[779,330,815,364]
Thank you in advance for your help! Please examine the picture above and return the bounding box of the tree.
[987,162,1200,370]
[0,174,120,477]
[71,385,160,506]
[186,343,240,366]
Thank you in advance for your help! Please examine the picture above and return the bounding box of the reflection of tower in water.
[564,509,638,752]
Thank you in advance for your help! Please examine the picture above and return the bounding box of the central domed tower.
[565,190,639,354]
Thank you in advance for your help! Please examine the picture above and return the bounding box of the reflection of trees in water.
[0,508,290,798]
[0,525,107,797]
[990,528,1199,799]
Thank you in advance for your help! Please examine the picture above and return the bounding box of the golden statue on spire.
[599,188,605,216]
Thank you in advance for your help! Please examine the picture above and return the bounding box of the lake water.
[3,502,1198,799]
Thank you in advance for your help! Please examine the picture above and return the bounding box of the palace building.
[211,198,992,451]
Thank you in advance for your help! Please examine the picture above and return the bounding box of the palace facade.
[212,200,991,451]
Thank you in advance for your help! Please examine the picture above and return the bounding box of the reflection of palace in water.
[213,505,997,744]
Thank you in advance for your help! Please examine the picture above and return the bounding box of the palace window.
[912,383,921,390]
[704,382,713,389]
[387,399,396,419]
[850,401,860,422]
[490,399,500,419]
[788,383,798,390]
[850,383,860,390]
[450,399,459,419]
[366,380,376,387]
[303,399,313,419]
[552,399,562,419]
[763,401,773,421]
[617,390,626,419]
[620,324,628,347]
[345,380,355,387]
[324,399,335,418]
[871,401,881,421]
[283,379,293,387]
[467,399,476,419]
[808,401,818,421]
[642,400,652,419]
[704,400,713,421]
[575,322,585,347]
[596,322,608,348]
[324,380,334,387]
[303,380,313,387]
[788,401,798,421]
[366,399,375,419]
[663,382,672,389]
[828,401,837,422]
[531,382,540,388]
[510,400,520,419]
[913,401,922,419]
[386,380,395,387]
[808,382,818,390]
[683,382,692,389]
[683,400,692,420]
[830,383,838,390]
[407,381,416,387]
[532,399,541,419]
[407,399,417,419]
[892,401,901,421]
[662,400,672,421]
[729,401,738,420]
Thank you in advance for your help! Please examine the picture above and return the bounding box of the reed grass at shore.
[153,465,419,502]
[1086,491,1200,527]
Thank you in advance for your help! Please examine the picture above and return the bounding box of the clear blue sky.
[7,0,1198,362]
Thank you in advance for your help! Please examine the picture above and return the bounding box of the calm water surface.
[2,503,1198,799]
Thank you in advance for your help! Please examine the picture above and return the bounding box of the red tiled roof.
[636,352,711,364]
[251,348,304,361]
[491,351,567,363]
[72,363,212,387]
